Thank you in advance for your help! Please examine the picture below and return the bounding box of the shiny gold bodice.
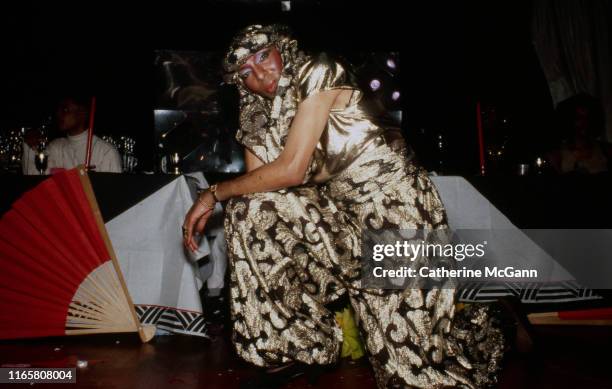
[296,55,402,183]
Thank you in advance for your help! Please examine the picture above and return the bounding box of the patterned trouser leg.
[323,146,505,388]
[225,146,505,387]
[224,187,348,367]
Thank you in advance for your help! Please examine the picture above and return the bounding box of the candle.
[85,96,96,169]
[535,157,543,167]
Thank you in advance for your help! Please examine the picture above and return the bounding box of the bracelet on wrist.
[209,184,220,202]
[197,196,214,211]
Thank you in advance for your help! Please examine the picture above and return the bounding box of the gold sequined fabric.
[224,26,505,388]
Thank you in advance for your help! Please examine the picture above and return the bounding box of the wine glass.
[34,150,48,175]
[534,156,548,175]
[169,152,181,175]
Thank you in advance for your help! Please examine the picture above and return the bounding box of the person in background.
[547,94,611,174]
[22,94,122,174]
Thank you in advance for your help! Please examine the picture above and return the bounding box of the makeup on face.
[239,46,283,99]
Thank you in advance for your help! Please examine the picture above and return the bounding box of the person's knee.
[225,194,256,223]
[228,192,284,212]
[226,191,293,233]
[225,192,276,224]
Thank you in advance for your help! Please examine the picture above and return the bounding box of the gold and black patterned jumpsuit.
[224,55,505,388]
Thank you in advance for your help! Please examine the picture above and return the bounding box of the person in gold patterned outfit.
[183,24,505,388]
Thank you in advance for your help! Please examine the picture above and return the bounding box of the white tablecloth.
[105,174,223,337]
[431,176,598,305]
[104,175,600,337]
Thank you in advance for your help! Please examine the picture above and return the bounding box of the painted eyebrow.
[250,48,270,63]
[238,47,270,73]
[255,48,270,59]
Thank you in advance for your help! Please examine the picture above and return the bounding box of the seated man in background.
[22,94,122,174]
[547,94,611,174]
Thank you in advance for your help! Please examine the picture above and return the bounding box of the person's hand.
[23,129,43,149]
[182,190,216,252]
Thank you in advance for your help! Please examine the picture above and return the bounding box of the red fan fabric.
[0,168,111,339]
[557,308,612,320]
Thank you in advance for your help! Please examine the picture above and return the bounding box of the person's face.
[238,46,283,99]
[56,99,88,134]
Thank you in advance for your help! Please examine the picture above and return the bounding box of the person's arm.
[104,147,123,173]
[217,89,340,198]
[183,89,341,251]
[22,142,38,175]
[46,141,62,173]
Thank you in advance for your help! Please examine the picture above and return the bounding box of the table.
[2,173,610,336]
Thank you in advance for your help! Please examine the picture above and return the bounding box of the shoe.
[498,296,535,353]
[239,362,326,389]
[200,290,227,335]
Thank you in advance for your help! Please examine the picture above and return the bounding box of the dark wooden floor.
[1,325,611,388]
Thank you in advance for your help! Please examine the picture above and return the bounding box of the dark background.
[0,0,554,174]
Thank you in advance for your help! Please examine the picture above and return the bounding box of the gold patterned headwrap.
[223,24,309,165]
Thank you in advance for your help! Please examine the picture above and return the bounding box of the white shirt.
[22,131,122,175]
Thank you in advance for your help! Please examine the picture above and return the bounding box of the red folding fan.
[529,308,612,326]
[0,166,155,342]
